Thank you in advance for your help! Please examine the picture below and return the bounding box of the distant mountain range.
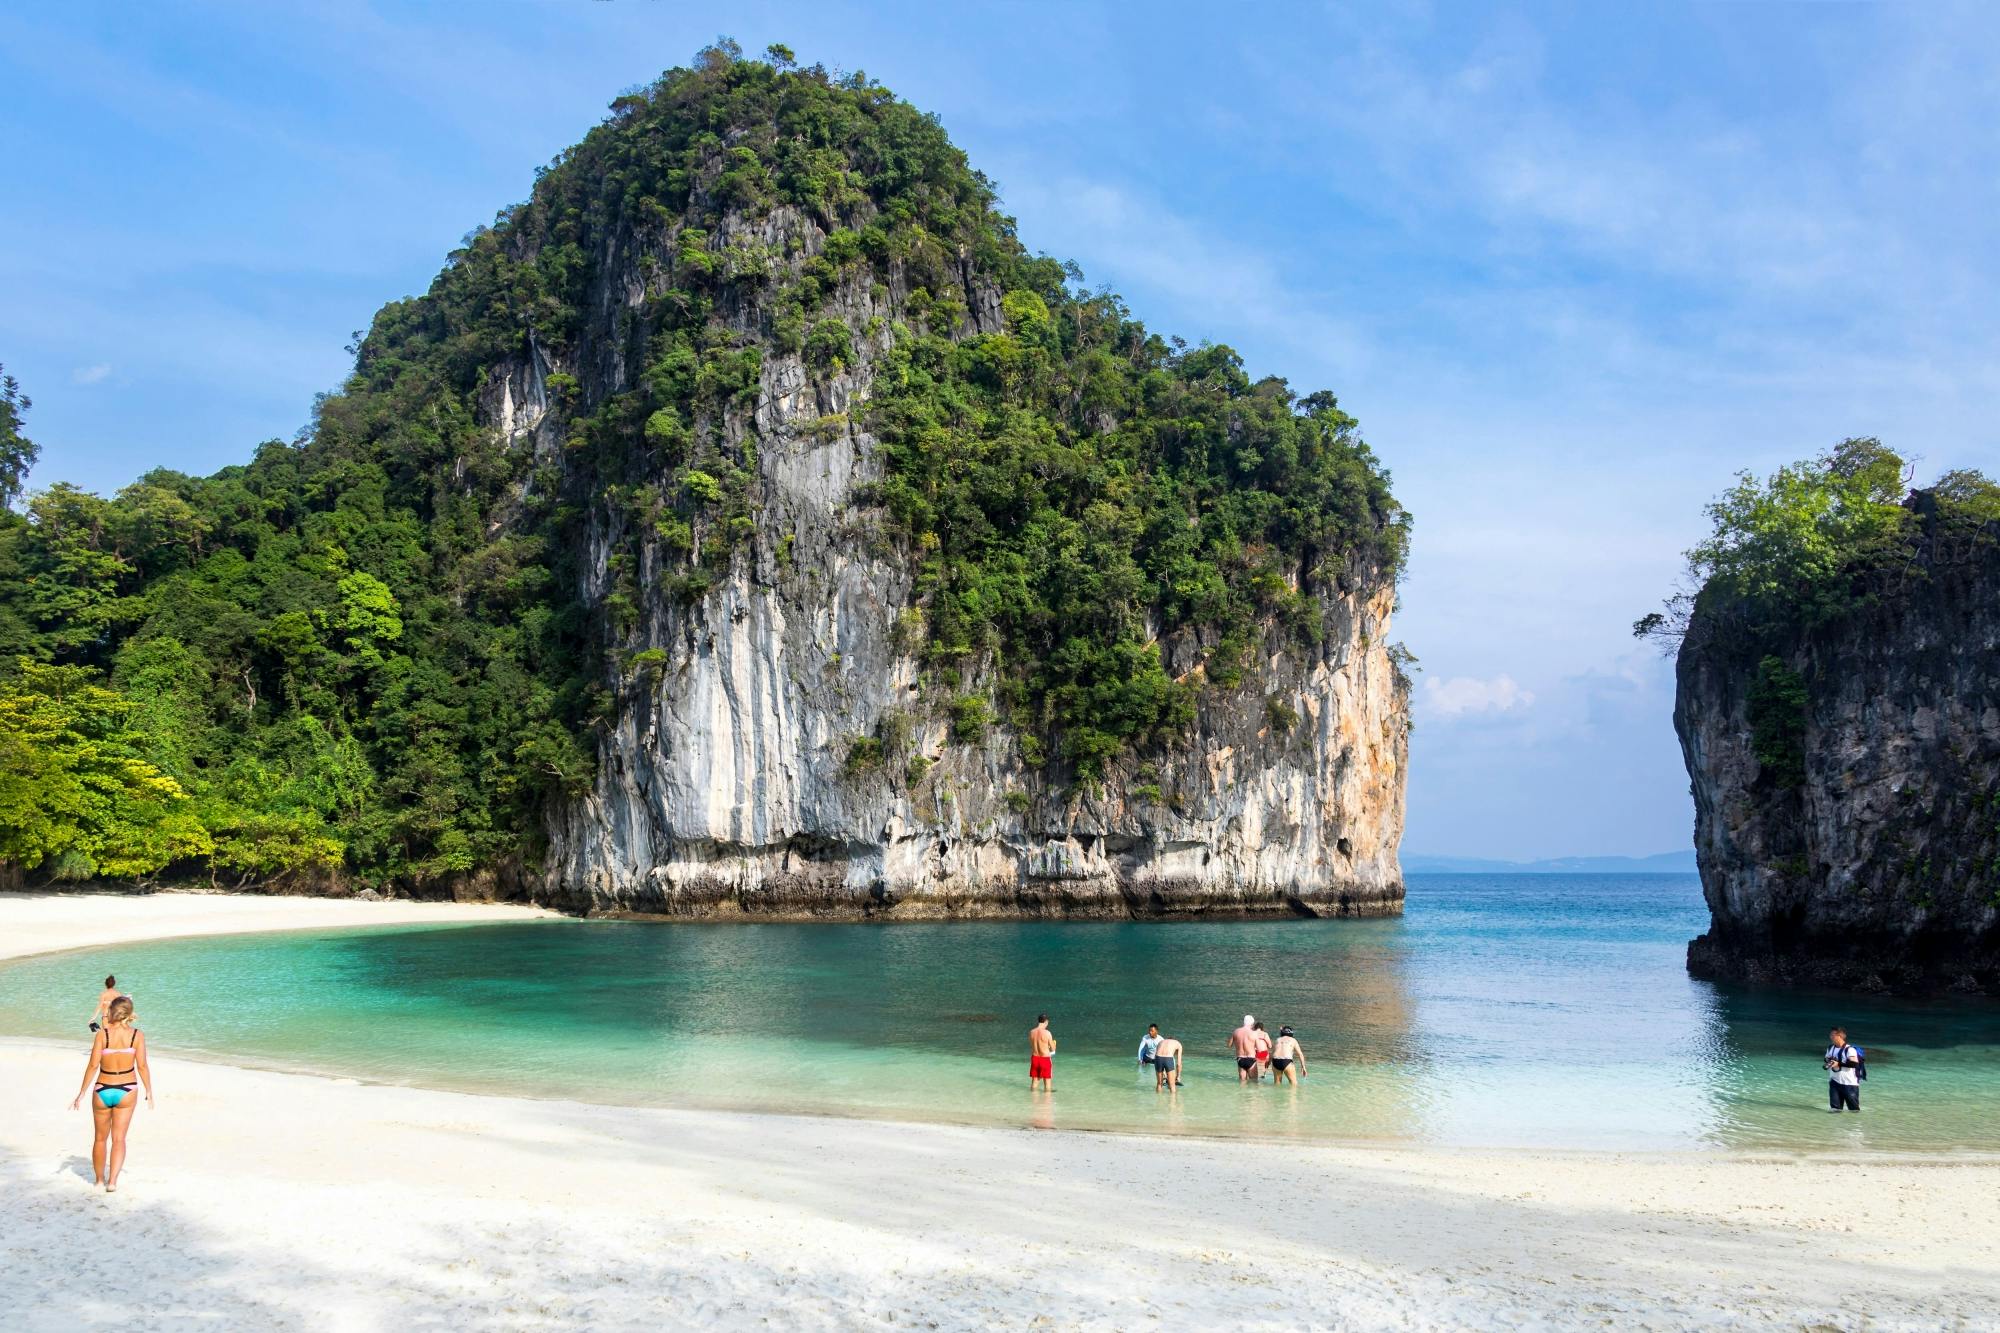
[1401,851,1699,875]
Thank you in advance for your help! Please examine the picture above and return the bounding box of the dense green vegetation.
[1638,439,1998,785]
[1636,438,2000,649]
[0,43,1404,888]
[870,294,1403,776]
[0,661,210,879]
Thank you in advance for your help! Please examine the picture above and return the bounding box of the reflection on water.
[1,874,1996,1151]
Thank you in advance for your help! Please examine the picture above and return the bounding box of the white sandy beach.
[1,893,1994,1331]
[0,888,555,963]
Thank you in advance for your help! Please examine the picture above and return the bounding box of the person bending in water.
[71,995,151,1191]
[1152,1033,1184,1091]
[1029,1013,1057,1091]
[89,974,121,1032]
[1229,1015,1261,1084]
[1269,1026,1307,1086]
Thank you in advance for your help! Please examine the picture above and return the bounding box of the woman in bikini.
[89,974,120,1032]
[71,995,152,1191]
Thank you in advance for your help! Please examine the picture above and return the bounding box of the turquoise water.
[3,874,1996,1151]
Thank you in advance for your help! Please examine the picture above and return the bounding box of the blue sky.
[4,2,1996,859]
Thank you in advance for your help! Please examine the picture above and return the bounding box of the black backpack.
[1831,1043,1867,1081]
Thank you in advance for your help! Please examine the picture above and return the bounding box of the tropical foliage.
[0,661,210,879]
[1636,438,1999,648]
[0,43,1405,885]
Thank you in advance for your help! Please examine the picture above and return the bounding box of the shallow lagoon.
[3,874,1995,1151]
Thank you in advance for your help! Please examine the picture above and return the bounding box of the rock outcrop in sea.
[462,62,1409,919]
[1674,499,2000,992]
[0,52,1411,916]
[505,201,1409,917]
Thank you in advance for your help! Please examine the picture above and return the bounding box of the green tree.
[334,571,403,664]
[805,318,852,370]
[1637,439,1925,647]
[1687,438,1908,604]
[0,365,37,509]
[0,660,211,878]
[1934,468,2000,523]
[18,485,140,660]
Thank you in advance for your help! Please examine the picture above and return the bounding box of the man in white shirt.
[1825,1026,1861,1113]
[1136,1024,1162,1067]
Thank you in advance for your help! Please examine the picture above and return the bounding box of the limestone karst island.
[2,20,1997,1332]
[3,53,1411,921]
[1650,443,2000,995]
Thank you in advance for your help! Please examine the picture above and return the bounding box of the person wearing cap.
[1228,1014,1261,1084]
[1269,1025,1307,1086]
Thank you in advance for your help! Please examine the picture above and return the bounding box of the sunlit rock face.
[1676,516,2000,992]
[495,202,1409,920]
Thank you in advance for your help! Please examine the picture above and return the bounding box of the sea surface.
[3,874,1996,1152]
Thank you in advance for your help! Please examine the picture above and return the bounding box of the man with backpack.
[1825,1026,1864,1112]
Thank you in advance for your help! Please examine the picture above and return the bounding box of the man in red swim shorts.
[1028,1013,1057,1091]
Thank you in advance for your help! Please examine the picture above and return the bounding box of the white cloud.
[1422,674,1536,720]
[1406,654,1690,859]
[70,363,111,385]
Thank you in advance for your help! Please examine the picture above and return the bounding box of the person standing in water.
[1152,1033,1184,1091]
[1253,1021,1273,1081]
[71,995,152,1191]
[89,974,120,1032]
[1028,1013,1057,1091]
[1229,1015,1261,1084]
[1825,1026,1862,1113]
[1137,1023,1162,1068]
[1269,1026,1307,1086]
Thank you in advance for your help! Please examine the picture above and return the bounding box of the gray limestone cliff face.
[476,204,1409,918]
[1675,510,2000,992]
